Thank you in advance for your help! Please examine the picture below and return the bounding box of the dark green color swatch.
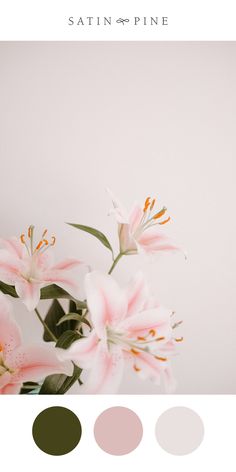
[32,406,82,455]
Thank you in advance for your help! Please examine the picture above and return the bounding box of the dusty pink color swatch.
[94,407,143,455]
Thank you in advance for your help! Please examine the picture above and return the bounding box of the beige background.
[0,42,235,393]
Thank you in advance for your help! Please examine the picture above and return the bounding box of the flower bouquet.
[0,192,183,394]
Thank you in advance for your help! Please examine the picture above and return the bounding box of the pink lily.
[108,190,180,255]
[0,293,73,394]
[0,226,82,310]
[63,271,181,393]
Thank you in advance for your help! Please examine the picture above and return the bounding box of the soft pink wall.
[0,42,235,393]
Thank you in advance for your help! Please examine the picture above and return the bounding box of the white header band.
[0,0,235,40]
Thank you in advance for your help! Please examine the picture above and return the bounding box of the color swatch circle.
[155,406,204,455]
[32,406,82,455]
[94,406,143,455]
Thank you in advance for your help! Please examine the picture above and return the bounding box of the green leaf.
[69,299,77,313]
[69,299,86,312]
[41,284,72,300]
[39,330,82,394]
[0,281,18,298]
[39,373,67,394]
[43,300,78,342]
[20,382,40,394]
[67,223,113,254]
[39,363,82,395]
[41,285,86,307]
[0,281,87,307]
[55,329,82,348]
[57,312,91,328]
[57,364,82,395]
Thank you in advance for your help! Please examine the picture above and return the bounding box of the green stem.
[34,307,57,342]
[108,252,124,274]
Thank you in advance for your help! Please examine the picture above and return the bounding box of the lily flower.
[108,190,180,255]
[62,271,181,394]
[0,226,82,310]
[0,293,73,394]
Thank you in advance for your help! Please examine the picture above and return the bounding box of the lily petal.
[0,237,23,259]
[120,306,172,339]
[15,279,41,311]
[138,227,179,254]
[61,331,99,369]
[0,371,12,389]
[81,343,124,394]
[158,339,177,355]
[163,366,177,393]
[129,350,166,385]
[128,204,143,234]
[0,250,21,285]
[85,271,127,337]
[50,259,82,271]
[42,271,80,300]
[7,344,73,383]
[0,383,21,394]
[107,188,129,223]
[35,251,54,271]
[0,293,22,355]
[125,271,149,317]
[118,224,138,254]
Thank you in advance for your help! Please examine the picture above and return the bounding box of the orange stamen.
[143,197,151,212]
[159,216,171,225]
[156,336,165,342]
[42,239,49,246]
[36,240,43,251]
[155,356,167,362]
[20,234,25,244]
[149,329,156,337]
[150,198,156,210]
[153,207,167,220]
[131,348,140,356]
[0,343,3,352]
[133,365,141,372]
[51,236,56,246]
[137,336,146,341]
[28,227,31,238]
[175,337,184,342]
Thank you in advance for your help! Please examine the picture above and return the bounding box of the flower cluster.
[0,192,184,394]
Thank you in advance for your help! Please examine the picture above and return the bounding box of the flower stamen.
[28,225,35,254]
[20,233,30,255]
[153,207,167,220]
[149,329,156,337]
[155,355,167,362]
[35,240,43,251]
[143,197,151,212]
[150,198,156,210]
[159,216,171,225]
[50,236,56,246]
[130,348,140,355]
[20,226,57,255]
[172,320,183,329]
